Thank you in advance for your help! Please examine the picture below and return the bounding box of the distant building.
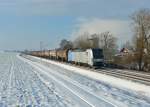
[115,48,132,57]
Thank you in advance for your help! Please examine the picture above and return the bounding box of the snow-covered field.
[0,53,92,107]
[0,52,150,107]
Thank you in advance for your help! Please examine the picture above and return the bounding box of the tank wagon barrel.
[44,50,50,58]
[48,50,55,59]
[56,49,69,61]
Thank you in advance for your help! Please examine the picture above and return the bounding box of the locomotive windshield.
[92,49,104,59]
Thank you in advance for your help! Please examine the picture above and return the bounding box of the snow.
[0,53,90,107]
[19,55,117,107]
[23,54,150,107]
[27,55,150,96]
[0,52,150,107]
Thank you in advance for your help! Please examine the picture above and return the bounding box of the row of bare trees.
[59,32,118,61]
[59,9,150,72]
[73,32,117,61]
[117,9,150,71]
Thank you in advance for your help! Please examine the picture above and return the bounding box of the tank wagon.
[49,50,57,59]
[56,49,68,61]
[32,51,41,57]
[44,50,50,58]
[29,48,104,67]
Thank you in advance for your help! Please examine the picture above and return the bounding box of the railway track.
[56,60,150,85]
[50,59,150,86]
[55,62,150,85]
[21,55,150,106]
[19,55,119,107]
[93,68,150,85]
[23,54,150,86]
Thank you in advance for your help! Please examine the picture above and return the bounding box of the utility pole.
[40,41,43,63]
[40,41,43,52]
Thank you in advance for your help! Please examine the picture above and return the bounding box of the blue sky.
[0,0,150,50]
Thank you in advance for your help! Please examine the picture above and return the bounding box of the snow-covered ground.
[23,54,150,107]
[0,53,150,107]
[0,53,93,107]
[26,55,150,94]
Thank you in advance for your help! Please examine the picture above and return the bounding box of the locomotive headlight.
[93,59,103,62]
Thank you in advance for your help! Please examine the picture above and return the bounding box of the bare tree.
[59,39,73,49]
[98,32,118,60]
[89,34,99,48]
[131,9,150,71]
[73,32,93,49]
[73,32,118,60]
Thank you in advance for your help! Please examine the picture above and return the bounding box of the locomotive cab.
[87,49,104,66]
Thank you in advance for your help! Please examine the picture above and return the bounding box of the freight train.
[28,48,104,67]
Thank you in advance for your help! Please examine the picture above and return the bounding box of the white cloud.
[71,18,133,46]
